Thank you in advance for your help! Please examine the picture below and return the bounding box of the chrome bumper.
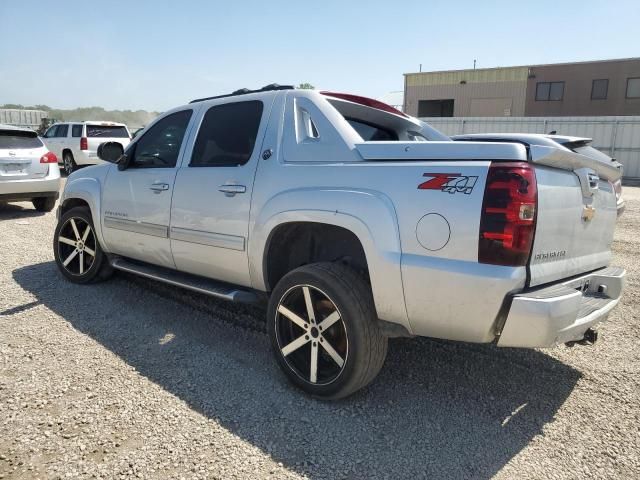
[497,266,625,348]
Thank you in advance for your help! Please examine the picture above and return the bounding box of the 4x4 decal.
[418,173,478,194]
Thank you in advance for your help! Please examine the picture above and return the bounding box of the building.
[404,58,640,118]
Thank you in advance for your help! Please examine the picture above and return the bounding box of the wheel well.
[62,148,73,159]
[264,222,369,291]
[60,198,90,216]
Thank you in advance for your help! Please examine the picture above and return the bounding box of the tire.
[32,196,56,212]
[267,262,387,399]
[53,206,113,284]
[63,152,77,176]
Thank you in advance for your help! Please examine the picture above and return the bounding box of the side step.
[110,257,262,303]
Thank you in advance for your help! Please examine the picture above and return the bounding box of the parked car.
[53,86,625,399]
[0,124,60,211]
[42,121,131,175]
[452,133,625,216]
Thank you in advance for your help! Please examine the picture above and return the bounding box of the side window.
[71,125,83,137]
[190,100,263,167]
[129,110,192,168]
[57,125,69,138]
[44,125,58,138]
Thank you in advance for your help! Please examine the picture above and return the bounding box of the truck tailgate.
[529,147,619,287]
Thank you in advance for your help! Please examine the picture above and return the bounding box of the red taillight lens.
[479,162,537,266]
[40,152,58,164]
[80,137,88,150]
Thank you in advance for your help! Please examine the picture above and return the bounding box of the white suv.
[43,121,131,175]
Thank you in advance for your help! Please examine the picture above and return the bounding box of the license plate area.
[0,159,30,176]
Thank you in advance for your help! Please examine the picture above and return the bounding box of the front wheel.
[267,262,387,399]
[53,206,113,283]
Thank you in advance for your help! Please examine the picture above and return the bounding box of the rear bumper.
[72,151,104,166]
[0,169,61,201]
[497,266,625,348]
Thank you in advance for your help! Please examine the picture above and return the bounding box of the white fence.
[422,116,640,179]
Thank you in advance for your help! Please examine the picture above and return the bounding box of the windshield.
[0,130,43,149]
[86,125,129,138]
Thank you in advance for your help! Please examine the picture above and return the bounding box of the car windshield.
[0,130,43,149]
[86,125,129,138]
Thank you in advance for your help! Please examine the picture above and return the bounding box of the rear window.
[346,118,398,141]
[0,131,43,149]
[86,125,129,138]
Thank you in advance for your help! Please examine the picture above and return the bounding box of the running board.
[110,257,261,303]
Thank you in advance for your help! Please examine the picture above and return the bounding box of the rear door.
[0,129,48,182]
[170,98,271,287]
[101,109,196,268]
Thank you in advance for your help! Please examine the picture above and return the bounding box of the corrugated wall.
[422,116,640,178]
[0,109,48,130]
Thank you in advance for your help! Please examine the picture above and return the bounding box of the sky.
[1,0,639,111]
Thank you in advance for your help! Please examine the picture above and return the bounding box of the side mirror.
[97,142,125,164]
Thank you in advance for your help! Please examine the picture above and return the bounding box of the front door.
[170,98,271,287]
[101,109,196,268]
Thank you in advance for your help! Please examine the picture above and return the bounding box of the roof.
[0,123,37,133]
[404,57,640,77]
[55,121,128,126]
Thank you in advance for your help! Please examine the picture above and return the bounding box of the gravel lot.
[1,184,639,480]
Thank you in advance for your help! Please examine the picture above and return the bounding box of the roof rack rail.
[189,83,294,104]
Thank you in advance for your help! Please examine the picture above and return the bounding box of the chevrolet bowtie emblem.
[582,205,596,222]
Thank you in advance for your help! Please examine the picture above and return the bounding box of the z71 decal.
[418,173,478,195]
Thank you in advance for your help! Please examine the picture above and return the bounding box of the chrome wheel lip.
[57,217,96,276]
[275,283,349,387]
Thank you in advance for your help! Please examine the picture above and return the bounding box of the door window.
[44,125,58,138]
[57,124,69,137]
[129,110,192,168]
[72,125,83,137]
[190,100,263,167]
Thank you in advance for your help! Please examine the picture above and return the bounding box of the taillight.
[80,137,88,150]
[479,162,537,266]
[40,152,58,164]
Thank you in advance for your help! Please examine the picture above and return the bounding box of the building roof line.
[404,57,640,76]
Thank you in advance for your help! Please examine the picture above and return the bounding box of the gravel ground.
[1,186,639,480]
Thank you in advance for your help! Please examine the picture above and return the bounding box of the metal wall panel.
[422,116,640,178]
[0,109,48,130]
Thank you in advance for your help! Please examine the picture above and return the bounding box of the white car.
[0,124,60,212]
[54,86,625,398]
[42,121,131,175]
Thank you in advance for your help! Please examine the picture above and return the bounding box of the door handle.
[218,184,246,196]
[149,183,170,192]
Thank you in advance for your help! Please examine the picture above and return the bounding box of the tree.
[298,83,315,90]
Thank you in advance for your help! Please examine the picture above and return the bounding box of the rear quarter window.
[86,125,129,138]
[0,131,43,149]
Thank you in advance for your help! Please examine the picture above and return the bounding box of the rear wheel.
[32,197,56,212]
[267,262,387,399]
[53,206,112,283]
[63,152,77,176]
